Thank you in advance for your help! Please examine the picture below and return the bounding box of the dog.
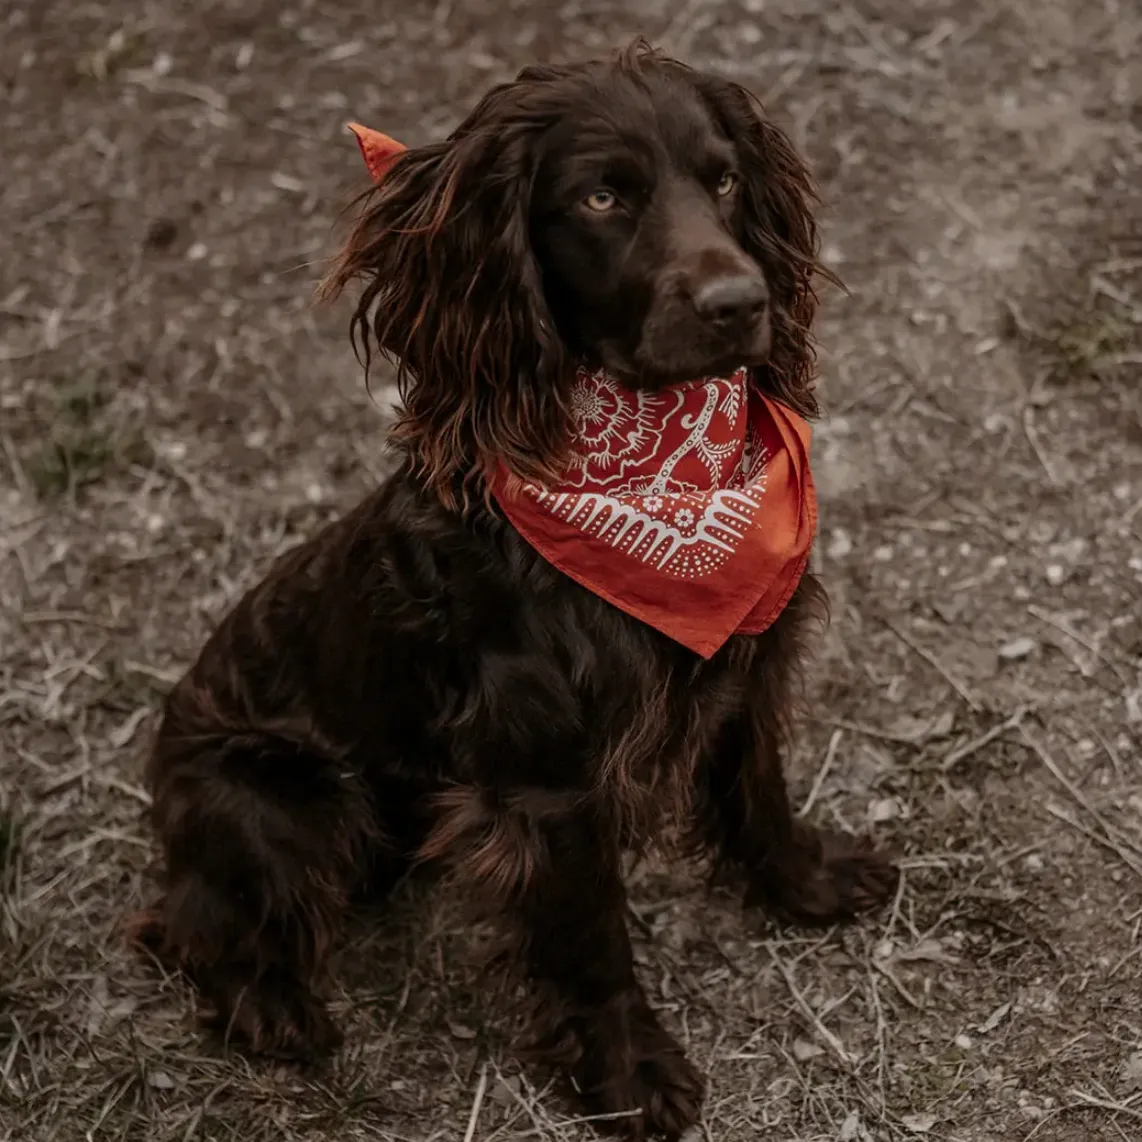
[130,41,897,1140]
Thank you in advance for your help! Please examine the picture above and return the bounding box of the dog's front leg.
[423,789,703,1140]
[698,709,899,925]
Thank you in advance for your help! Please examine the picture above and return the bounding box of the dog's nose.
[693,274,768,324]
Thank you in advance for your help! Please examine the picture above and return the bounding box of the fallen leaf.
[928,710,956,738]
[147,1070,175,1090]
[1121,1050,1142,1090]
[792,1037,824,1062]
[977,1000,1012,1034]
[448,1021,478,1041]
[896,937,960,965]
[839,1109,863,1140]
[901,1112,937,1134]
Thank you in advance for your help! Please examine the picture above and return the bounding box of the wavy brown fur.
[133,40,896,1141]
[320,40,835,510]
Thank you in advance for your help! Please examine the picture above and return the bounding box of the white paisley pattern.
[526,367,769,579]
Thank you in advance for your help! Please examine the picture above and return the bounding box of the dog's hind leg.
[130,729,378,1060]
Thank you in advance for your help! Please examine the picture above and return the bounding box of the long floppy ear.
[689,75,835,420]
[321,94,573,512]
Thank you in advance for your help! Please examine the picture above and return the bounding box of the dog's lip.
[589,335,769,390]
[626,350,770,390]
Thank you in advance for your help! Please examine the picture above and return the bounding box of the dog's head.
[323,40,828,509]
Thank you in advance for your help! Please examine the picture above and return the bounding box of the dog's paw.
[573,995,704,1140]
[201,970,344,1062]
[749,825,899,926]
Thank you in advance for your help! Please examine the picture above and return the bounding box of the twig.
[463,1063,488,1142]
[660,0,713,55]
[1022,404,1062,486]
[1027,605,1126,684]
[1065,1088,1142,1123]
[769,947,853,1067]
[942,706,1031,771]
[865,970,889,1113]
[813,717,919,745]
[883,620,982,711]
[801,729,842,816]
[1020,727,1142,866]
[1,432,32,498]
[1044,805,1142,881]
[871,958,922,1009]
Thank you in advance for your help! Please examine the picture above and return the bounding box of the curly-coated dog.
[130,40,897,1140]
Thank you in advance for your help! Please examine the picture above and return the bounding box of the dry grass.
[2,1,1140,1140]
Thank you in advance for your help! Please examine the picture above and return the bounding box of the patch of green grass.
[28,377,152,501]
[1049,310,1134,380]
[75,27,149,83]
[1002,300,1136,383]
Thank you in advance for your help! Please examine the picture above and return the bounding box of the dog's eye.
[716,171,739,197]
[583,189,618,213]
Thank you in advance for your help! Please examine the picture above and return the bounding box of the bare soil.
[2,1,1141,1140]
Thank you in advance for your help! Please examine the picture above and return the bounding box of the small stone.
[1025,854,1044,873]
[271,171,306,194]
[868,797,901,823]
[448,1021,477,1041]
[147,1070,175,1090]
[999,636,1037,660]
[792,1037,824,1062]
[827,528,854,560]
[955,1034,973,1050]
[186,241,207,261]
[1052,537,1088,563]
[1125,690,1141,725]
[1045,564,1066,586]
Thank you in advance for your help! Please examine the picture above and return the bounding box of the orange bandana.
[346,123,817,658]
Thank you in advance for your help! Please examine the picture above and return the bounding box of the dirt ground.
[2,1,1141,1140]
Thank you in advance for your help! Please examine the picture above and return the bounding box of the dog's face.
[530,70,770,387]
[324,41,826,507]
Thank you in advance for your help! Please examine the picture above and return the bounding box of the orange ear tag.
[346,122,408,184]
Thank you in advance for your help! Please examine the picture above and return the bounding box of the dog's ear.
[691,76,833,419]
[322,94,572,512]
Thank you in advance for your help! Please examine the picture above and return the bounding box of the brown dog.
[131,41,897,1140]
